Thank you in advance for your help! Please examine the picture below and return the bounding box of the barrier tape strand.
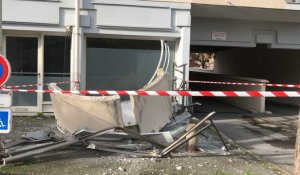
[3,89,300,97]
[187,80,300,89]
[3,81,77,89]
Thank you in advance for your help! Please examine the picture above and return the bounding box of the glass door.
[5,36,40,112]
[42,36,71,112]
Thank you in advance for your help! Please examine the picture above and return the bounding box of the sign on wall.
[0,108,12,134]
[212,31,227,41]
[0,90,13,108]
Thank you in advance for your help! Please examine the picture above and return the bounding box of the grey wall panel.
[277,24,300,45]
[2,0,189,37]
[192,17,300,47]
[92,0,191,10]
[191,18,253,43]
[95,5,172,30]
[3,0,60,25]
[62,9,91,27]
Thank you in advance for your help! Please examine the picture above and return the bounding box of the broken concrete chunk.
[130,70,173,133]
[49,83,123,135]
[25,130,50,140]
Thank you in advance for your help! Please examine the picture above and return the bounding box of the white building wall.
[3,0,190,38]
[2,0,191,113]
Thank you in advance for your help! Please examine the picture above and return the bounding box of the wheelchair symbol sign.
[0,109,12,133]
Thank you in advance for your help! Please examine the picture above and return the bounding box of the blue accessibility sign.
[0,109,12,133]
[0,111,8,130]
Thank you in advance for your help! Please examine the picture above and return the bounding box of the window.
[44,36,71,101]
[44,36,70,75]
[6,36,38,106]
[86,38,174,99]
[7,37,38,73]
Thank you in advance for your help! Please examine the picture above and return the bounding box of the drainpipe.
[71,0,80,90]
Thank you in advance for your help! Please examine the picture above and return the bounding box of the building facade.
[2,0,191,114]
[3,0,300,114]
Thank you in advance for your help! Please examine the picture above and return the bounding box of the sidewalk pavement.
[196,99,298,174]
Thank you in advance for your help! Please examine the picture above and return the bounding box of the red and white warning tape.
[3,81,76,89]
[187,80,300,89]
[3,89,300,97]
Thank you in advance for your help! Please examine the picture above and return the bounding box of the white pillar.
[71,0,80,90]
[175,27,191,88]
[175,27,191,105]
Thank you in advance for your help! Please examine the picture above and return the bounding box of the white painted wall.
[2,0,190,39]
[2,0,191,111]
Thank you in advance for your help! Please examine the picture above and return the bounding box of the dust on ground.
[0,116,285,175]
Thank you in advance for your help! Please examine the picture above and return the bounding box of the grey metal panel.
[92,0,191,10]
[95,4,172,30]
[3,0,60,25]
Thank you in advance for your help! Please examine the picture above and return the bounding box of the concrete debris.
[175,165,182,170]
[49,83,123,135]
[0,108,230,165]
[131,70,173,133]
[0,116,284,175]
[118,167,127,172]
[25,130,50,140]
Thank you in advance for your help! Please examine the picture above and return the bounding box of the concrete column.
[175,27,191,105]
[175,27,191,86]
[70,0,81,90]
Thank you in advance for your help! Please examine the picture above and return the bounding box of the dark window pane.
[86,38,174,101]
[6,37,38,73]
[44,36,71,101]
[44,36,71,74]
[6,36,38,106]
